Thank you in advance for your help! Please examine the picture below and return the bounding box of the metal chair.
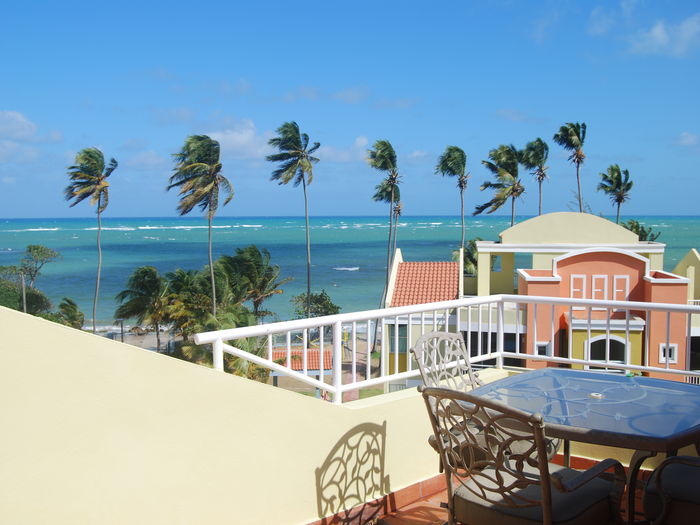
[409,331,483,392]
[644,455,700,525]
[421,386,626,525]
[410,331,560,462]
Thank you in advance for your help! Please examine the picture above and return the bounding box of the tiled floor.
[379,479,649,525]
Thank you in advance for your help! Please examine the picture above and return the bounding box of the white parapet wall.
[0,305,472,524]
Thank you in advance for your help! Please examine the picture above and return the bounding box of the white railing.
[194,294,700,404]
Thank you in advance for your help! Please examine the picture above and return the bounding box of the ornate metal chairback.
[410,331,483,390]
[421,386,553,518]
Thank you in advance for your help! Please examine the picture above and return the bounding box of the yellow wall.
[0,306,447,525]
[490,252,515,294]
[673,248,700,300]
[500,212,638,244]
[569,329,643,368]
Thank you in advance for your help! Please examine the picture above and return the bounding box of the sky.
[1,0,699,219]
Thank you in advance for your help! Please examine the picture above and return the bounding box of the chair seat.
[453,463,617,525]
[644,461,700,523]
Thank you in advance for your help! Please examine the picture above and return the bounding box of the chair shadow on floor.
[315,421,390,524]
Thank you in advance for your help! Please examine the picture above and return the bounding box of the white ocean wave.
[334,267,360,271]
[5,227,60,232]
[143,236,159,240]
[240,224,262,228]
[84,227,136,231]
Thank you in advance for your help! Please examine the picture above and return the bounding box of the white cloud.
[495,108,543,123]
[153,107,196,125]
[374,97,419,109]
[1,176,16,184]
[208,119,272,160]
[588,7,614,36]
[317,136,369,163]
[678,131,699,147]
[408,150,428,159]
[124,150,169,170]
[332,87,369,104]
[620,0,639,19]
[0,111,37,140]
[283,86,320,102]
[629,14,700,57]
[0,140,38,163]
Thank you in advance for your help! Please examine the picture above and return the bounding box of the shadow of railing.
[315,422,390,523]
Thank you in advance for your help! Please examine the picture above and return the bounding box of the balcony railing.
[194,294,700,404]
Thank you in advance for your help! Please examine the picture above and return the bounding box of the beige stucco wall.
[673,248,700,300]
[0,306,444,525]
[500,212,638,244]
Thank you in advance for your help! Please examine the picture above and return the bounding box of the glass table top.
[470,368,700,448]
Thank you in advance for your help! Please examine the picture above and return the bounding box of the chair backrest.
[421,386,554,523]
[410,331,483,390]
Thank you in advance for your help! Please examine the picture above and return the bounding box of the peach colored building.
[518,247,689,374]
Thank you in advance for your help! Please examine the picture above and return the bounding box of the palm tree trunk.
[538,179,543,216]
[93,201,102,333]
[511,195,516,227]
[155,321,161,352]
[385,188,395,296]
[302,176,311,317]
[392,211,398,257]
[576,161,583,213]
[460,188,465,249]
[208,212,217,317]
[616,203,621,224]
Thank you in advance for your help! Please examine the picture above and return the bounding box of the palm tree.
[372,178,401,274]
[65,147,117,333]
[392,201,403,258]
[521,138,549,216]
[266,122,319,318]
[367,140,401,295]
[436,146,469,248]
[219,245,292,320]
[115,266,170,351]
[553,122,587,212]
[167,135,233,318]
[58,298,85,329]
[165,269,212,341]
[597,164,633,224]
[474,144,525,227]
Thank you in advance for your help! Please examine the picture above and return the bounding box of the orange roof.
[390,261,460,307]
[270,349,333,371]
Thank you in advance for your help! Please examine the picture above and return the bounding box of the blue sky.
[1,0,699,218]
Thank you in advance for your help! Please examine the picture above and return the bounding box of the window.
[570,275,586,299]
[613,275,630,302]
[536,342,551,357]
[590,339,626,362]
[591,275,608,302]
[659,343,678,364]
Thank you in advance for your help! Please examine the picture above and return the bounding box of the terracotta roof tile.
[270,349,333,371]
[390,261,460,307]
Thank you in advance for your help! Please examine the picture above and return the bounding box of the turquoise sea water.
[1,215,698,328]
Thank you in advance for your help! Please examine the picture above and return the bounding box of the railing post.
[496,300,504,369]
[332,321,343,405]
[213,339,224,371]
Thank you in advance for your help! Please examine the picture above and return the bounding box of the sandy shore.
[105,330,178,352]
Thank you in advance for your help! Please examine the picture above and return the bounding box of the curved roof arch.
[499,212,638,244]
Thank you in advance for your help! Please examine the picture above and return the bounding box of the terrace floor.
[376,456,651,525]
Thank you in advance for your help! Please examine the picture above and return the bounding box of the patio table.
[469,368,700,524]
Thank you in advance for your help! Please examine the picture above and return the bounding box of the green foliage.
[116,266,170,350]
[622,220,661,241]
[65,147,117,213]
[20,245,61,287]
[291,290,341,319]
[25,287,52,315]
[266,121,320,186]
[0,279,19,309]
[552,122,586,164]
[219,245,291,320]
[597,164,633,223]
[167,135,233,218]
[474,144,525,225]
[58,297,85,329]
[436,145,470,247]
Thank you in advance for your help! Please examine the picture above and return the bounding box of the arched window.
[585,335,627,365]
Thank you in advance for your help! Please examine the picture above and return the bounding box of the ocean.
[1,215,698,329]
